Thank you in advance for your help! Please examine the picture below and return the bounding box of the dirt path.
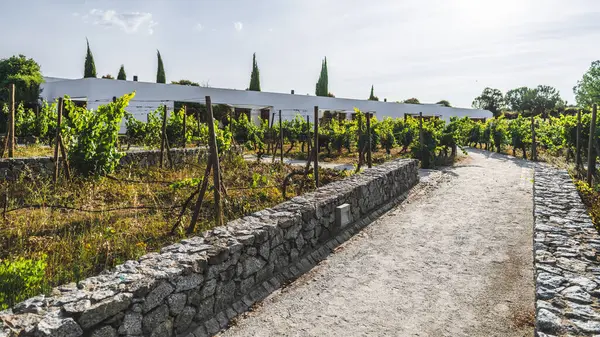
[220,149,535,337]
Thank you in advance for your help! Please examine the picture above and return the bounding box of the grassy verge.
[0,154,347,309]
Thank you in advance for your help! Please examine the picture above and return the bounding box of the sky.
[1,0,599,108]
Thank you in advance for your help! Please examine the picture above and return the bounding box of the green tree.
[527,85,562,118]
[156,50,166,84]
[472,87,504,117]
[172,79,200,86]
[0,54,44,104]
[369,85,379,101]
[436,100,451,107]
[248,53,261,91]
[315,57,329,97]
[84,38,97,78]
[574,60,600,108]
[505,87,529,113]
[117,65,126,80]
[403,98,420,104]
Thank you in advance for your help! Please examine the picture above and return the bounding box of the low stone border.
[533,165,600,336]
[0,158,418,337]
[0,147,206,181]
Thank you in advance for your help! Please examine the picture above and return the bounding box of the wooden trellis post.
[366,112,372,168]
[159,104,173,168]
[531,115,537,161]
[576,109,582,170]
[313,106,319,187]
[206,96,223,227]
[8,84,15,158]
[306,115,310,156]
[279,110,284,163]
[183,105,187,149]
[159,104,167,168]
[419,112,424,164]
[53,98,64,184]
[587,104,597,186]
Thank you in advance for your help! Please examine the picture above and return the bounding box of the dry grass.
[0,154,346,304]
[10,144,54,158]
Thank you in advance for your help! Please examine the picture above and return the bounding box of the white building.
[40,77,492,127]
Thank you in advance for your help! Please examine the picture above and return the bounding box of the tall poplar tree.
[248,53,261,91]
[156,50,166,83]
[84,38,97,78]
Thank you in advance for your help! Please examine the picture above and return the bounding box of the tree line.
[3,38,600,130]
[470,61,600,119]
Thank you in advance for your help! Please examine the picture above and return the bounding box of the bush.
[0,255,47,310]
[167,107,197,148]
[199,120,232,153]
[62,93,134,176]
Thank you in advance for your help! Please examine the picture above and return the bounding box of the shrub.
[62,93,134,176]
[0,255,47,310]
[199,119,232,153]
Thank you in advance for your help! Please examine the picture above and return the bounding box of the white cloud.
[195,23,204,32]
[86,9,157,35]
[234,21,243,32]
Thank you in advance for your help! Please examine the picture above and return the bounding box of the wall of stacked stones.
[534,165,600,336]
[0,147,206,181]
[0,158,419,337]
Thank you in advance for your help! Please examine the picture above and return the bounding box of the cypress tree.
[323,57,328,94]
[369,85,379,101]
[315,57,329,97]
[84,38,97,78]
[117,65,126,80]
[248,53,261,91]
[156,50,166,83]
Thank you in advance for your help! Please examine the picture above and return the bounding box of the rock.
[193,296,215,321]
[192,325,209,337]
[150,319,173,337]
[569,276,597,292]
[63,300,91,315]
[36,317,83,337]
[167,293,187,316]
[118,312,142,335]
[561,286,592,304]
[242,257,266,278]
[572,319,600,333]
[176,273,203,292]
[175,306,196,333]
[537,273,565,289]
[142,304,169,335]
[90,325,117,337]
[12,296,48,315]
[144,282,174,312]
[204,317,220,335]
[537,308,561,334]
[78,293,132,329]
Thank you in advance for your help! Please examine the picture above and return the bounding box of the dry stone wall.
[0,158,418,337]
[0,147,206,180]
[534,165,600,336]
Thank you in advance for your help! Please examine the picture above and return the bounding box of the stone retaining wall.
[534,165,600,336]
[0,147,206,180]
[0,158,419,337]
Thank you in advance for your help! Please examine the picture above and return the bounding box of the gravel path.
[221,149,535,337]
